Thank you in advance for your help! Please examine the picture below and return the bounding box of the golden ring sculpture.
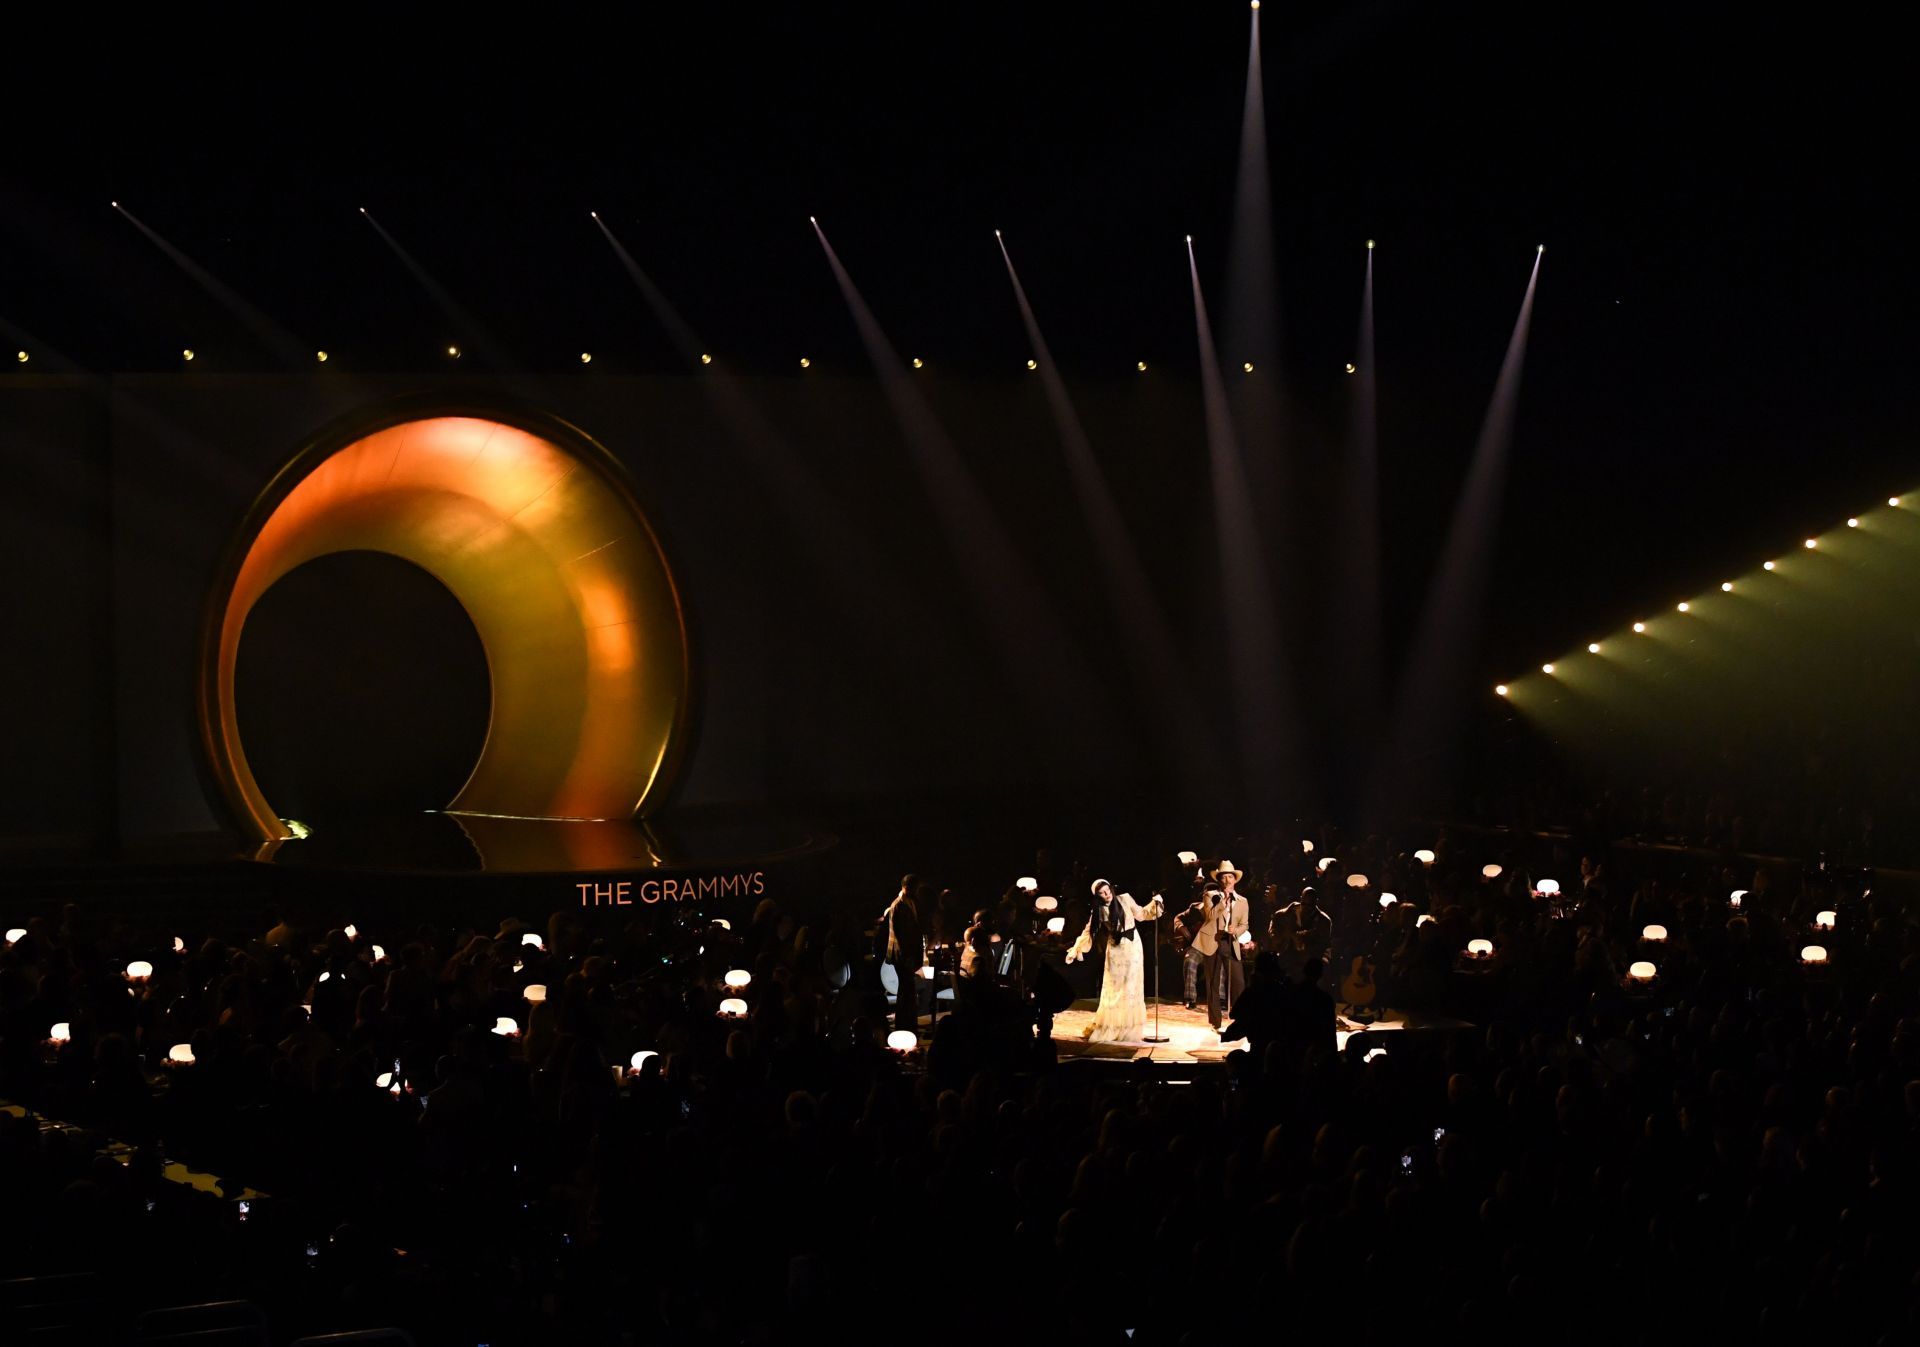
[196,404,691,843]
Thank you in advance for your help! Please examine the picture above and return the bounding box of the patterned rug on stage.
[1051,1000,1466,1065]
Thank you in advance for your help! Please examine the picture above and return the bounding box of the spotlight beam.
[113,204,308,366]
[1189,236,1295,815]
[1336,243,1383,812]
[811,220,1125,778]
[1373,249,1543,816]
[997,233,1219,803]
[359,209,512,369]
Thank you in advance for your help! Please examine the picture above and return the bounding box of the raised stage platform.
[1050,1000,1471,1065]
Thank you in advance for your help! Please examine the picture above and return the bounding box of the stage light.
[1317,857,1337,873]
[522,932,543,949]
[447,345,461,359]
[629,1050,658,1072]
[723,969,751,990]
[318,971,330,982]
[1482,864,1503,879]
[112,201,119,208]
[1034,896,1058,913]
[14,351,26,364]
[580,352,592,364]
[1015,876,1038,892]
[1628,961,1656,983]
[1676,602,1689,613]
[590,211,598,219]
[1027,358,1038,370]
[809,216,816,224]
[1466,939,1493,958]
[1537,244,1545,253]
[168,1043,195,1065]
[1345,363,1356,374]
[492,1016,519,1036]
[1633,622,1646,633]
[1495,684,1508,696]
[182,349,195,362]
[1719,581,1732,592]
[523,984,547,1003]
[700,353,712,365]
[886,1030,917,1052]
[357,207,365,215]
[1379,894,1396,908]
[799,357,811,369]
[1588,643,1601,654]
[1815,910,1837,930]
[1250,1,1259,9]
[1137,361,1148,371]
[1366,239,1375,249]
[1764,561,1776,571]
[719,997,748,1018]
[1643,924,1668,942]
[50,1022,71,1043]
[1346,873,1370,889]
[125,960,152,982]
[4,928,23,944]
[1804,538,1817,548]
[1242,362,1254,373]
[1045,916,1066,934]
[1847,517,1858,528]
[1185,234,1192,243]
[1541,663,1555,674]
[1535,879,1561,895]
[283,818,311,839]
[1800,945,1828,965]
[1729,889,1746,908]
[912,357,924,368]
[173,936,185,953]
[1414,849,1436,865]
[1889,497,1901,506]
[316,350,328,363]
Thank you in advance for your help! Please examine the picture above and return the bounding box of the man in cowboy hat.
[1191,860,1250,1030]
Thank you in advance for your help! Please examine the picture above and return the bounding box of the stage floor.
[1050,1000,1466,1065]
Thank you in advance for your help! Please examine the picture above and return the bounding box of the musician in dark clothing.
[1220,952,1289,1067]
[1287,957,1338,1055]
[881,875,924,1035]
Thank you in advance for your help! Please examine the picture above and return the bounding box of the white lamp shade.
[522,932,544,948]
[723,969,752,989]
[1379,894,1397,908]
[492,1016,519,1036]
[1301,840,1314,854]
[886,1030,917,1052]
[523,984,548,1003]
[1045,916,1066,934]
[1628,961,1657,980]
[1729,890,1746,907]
[1416,914,1434,927]
[1814,911,1837,930]
[1316,857,1336,873]
[1413,849,1436,865]
[125,960,153,980]
[1177,851,1199,865]
[1363,1046,1388,1063]
[376,1071,394,1087]
[718,997,748,1017]
[344,924,358,940]
[1015,876,1038,892]
[318,971,330,982]
[1642,924,1668,942]
[1033,896,1058,913]
[1467,939,1493,957]
[1335,1030,1352,1051]
[168,1043,194,1064]
[629,1050,658,1071]
[1800,945,1829,964]
[50,1022,71,1042]
[711,918,731,931]
[1346,873,1370,889]
[371,945,386,963]
[173,936,185,953]
[917,965,935,979]
[1534,878,1561,895]
[5,928,25,944]
[1481,864,1503,879]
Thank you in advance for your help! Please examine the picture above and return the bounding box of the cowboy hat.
[1211,860,1244,883]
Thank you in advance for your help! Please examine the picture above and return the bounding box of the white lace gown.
[1067,893,1165,1043]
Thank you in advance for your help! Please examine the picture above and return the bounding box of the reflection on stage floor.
[1050,1000,1470,1066]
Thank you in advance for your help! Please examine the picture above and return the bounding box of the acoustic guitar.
[1340,954,1378,1007]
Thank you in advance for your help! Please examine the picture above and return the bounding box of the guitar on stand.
[1340,954,1380,1021]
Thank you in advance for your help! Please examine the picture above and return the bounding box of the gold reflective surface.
[201,412,690,842]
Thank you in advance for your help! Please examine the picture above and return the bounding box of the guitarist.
[1172,892,1208,1009]
[1268,885,1332,982]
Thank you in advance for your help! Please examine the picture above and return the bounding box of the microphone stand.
[1143,894,1169,1044]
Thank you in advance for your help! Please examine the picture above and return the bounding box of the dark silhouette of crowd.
[3,824,1918,1345]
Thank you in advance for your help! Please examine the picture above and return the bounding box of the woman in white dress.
[1065,878,1164,1043]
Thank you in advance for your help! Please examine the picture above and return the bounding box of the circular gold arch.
[197,404,691,843]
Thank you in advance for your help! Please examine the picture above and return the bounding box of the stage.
[1050,1000,1470,1065]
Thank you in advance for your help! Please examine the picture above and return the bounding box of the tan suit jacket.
[1189,892,1248,958]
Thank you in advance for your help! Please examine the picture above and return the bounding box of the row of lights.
[1498,496,1907,696]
